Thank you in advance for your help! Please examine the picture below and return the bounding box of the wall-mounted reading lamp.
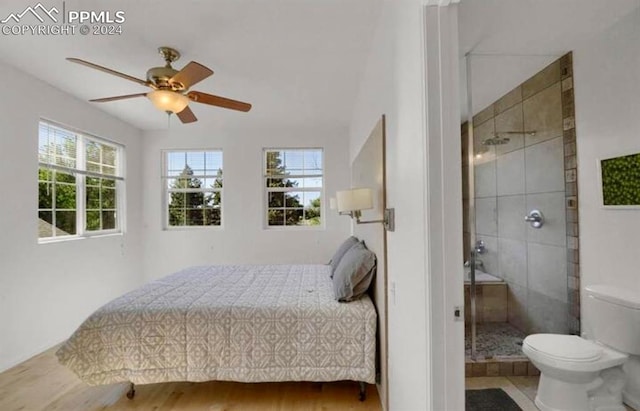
[331,188,395,231]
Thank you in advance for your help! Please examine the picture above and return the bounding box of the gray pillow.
[332,242,377,302]
[329,236,359,276]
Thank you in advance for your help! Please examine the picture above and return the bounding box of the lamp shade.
[336,188,373,213]
[147,90,189,113]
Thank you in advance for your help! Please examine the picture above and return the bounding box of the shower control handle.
[525,209,544,229]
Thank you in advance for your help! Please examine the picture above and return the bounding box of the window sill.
[263,226,325,231]
[38,231,123,244]
[163,226,224,231]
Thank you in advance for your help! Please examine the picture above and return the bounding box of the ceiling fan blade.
[187,91,252,112]
[89,93,148,103]
[67,58,149,87]
[171,61,213,89]
[177,106,198,123]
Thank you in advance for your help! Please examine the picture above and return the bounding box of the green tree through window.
[165,150,223,227]
[38,121,124,240]
[38,168,77,237]
[265,149,322,227]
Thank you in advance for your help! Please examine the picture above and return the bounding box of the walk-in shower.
[463,52,581,376]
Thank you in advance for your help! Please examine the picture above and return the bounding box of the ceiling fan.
[67,46,252,124]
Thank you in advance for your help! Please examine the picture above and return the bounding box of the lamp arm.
[352,208,395,232]
[356,218,385,225]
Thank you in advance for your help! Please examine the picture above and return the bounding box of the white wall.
[350,2,464,409]
[141,125,351,280]
[0,62,144,372]
[350,1,431,409]
[573,7,640,325]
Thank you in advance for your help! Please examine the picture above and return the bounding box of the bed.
[56,264,377,399]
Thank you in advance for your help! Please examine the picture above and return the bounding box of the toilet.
[522,285,640,411]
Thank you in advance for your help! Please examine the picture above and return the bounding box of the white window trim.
[161,149,224,230]
[38,120,126,244]
[263,147,325,230]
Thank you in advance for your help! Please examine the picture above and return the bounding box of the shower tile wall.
[463,56,579,335]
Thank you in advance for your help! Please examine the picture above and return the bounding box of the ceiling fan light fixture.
[147,90,189,113]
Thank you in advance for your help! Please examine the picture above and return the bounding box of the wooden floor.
[0,346,382,411]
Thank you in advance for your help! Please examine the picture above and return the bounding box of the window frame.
[38,119,126,243]
[161,149,224,230]
[263,147,325,230]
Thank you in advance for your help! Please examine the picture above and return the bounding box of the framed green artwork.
[598,152,640,208]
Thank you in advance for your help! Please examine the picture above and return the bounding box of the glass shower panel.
[463,52,575,361]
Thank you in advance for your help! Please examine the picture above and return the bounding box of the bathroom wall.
[462,55,579,335]
[572,6,640,331]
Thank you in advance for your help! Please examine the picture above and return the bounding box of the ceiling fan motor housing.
[147,66,186,91]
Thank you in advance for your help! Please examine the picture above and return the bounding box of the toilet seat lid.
[524,334,602,362]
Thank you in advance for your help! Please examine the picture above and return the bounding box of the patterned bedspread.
[56,264,377,385]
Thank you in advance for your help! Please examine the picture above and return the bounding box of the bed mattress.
[57,264,377,385]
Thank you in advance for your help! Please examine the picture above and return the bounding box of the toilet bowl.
[523,334,627,411]
[522,285,640,411]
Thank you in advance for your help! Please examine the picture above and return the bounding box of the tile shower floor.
[465,323,527,358]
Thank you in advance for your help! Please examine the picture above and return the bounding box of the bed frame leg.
[358,381,366,401]
[126,382,135,400]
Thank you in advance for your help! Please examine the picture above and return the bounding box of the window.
[163,150,223,228]
[38,121,124,241]
[264,148,323,227]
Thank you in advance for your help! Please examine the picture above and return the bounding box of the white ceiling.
[458,0,640,120]
[3,0,638,130]
[0,0,382,131]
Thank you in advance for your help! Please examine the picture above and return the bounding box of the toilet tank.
[585,285,640,355]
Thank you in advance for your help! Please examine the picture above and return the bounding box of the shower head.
[482,136,510,146]
[481,130,537,146]
[496,130,538,136]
